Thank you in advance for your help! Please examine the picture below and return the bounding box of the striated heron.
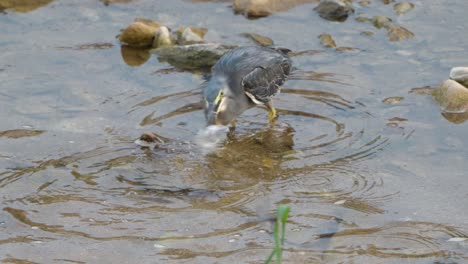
[202,46,292,127]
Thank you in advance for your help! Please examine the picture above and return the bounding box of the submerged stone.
[358,0,371,6]
[361,31,375,36]
[314,0,355,22]
[0,129,45,139]
[241,33,274,46]
[393,2,414,15]
[433,79,468,113]
[335,46,360,52]
[233,0,318,18]
[382,96,404,104]
[385,24,414,42]
[372,15,392,28]
[355,15,372,23]
[409,86,435,95]
[151,43,237,70]
[318,33,337,48]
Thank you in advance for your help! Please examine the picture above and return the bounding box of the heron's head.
[203,77,241,126]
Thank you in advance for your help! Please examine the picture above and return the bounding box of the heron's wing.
[241,57,291,104]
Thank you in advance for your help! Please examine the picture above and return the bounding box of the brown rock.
[0,129,45,139]
[318,33,337,48]
[433,79,468,113]
[385,24,414,42]
[314,0,355,22]
[242,33,274,46]
[393,2,414,15]
[372,15,392,28]
[382,96,404,104]
[134,18,162,29]
[358,0,371,6]
[0,0,53,12]
[118,22,158,47]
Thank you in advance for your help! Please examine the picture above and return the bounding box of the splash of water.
[194,125,229,154]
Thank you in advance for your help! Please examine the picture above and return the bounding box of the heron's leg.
[227,120,236,138]
[265,101,277,122]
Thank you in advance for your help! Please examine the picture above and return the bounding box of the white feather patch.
[244,91,263,105]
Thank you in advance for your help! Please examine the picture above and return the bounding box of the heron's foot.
[265,101,278,123]
[227,121,236,138]
[268,108,278,122]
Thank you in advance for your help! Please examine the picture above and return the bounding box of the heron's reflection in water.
[201,122,296,180]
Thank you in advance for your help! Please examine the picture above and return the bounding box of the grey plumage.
[202,46,292,126]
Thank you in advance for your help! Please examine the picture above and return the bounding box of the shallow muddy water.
[1,0,467,263]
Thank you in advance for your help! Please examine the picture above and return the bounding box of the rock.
[118,22,158,47]
[318,33,337,48]
[361,31,374,36]
[409,86,435,95]
[358,0,371,6]
[449,67,468,87]
[241,33,274,46]
[388,117,408,122]
[382,0,394,4]
[382,96,404,104]
[153,26,175,48]
[176,26,208,45]
[120,46,151,66]
[372,15,392,28]
[355,15,372,23]
[151,43,237,70]
[385,24,414,42]
[335,46,360,52]
[233,0,318,18]
[0,0,53,12]
[0,129,45,139]
[134,17,162,29]
[393,2,414,15]
[314,0,355,22]
[135,131,165,148]
[433,79,468,113]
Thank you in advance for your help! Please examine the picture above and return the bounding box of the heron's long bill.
[206,90,224,125]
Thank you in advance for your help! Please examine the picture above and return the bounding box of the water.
[0,0,467,263]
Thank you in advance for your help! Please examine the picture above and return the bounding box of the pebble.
[449,67,468,87]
